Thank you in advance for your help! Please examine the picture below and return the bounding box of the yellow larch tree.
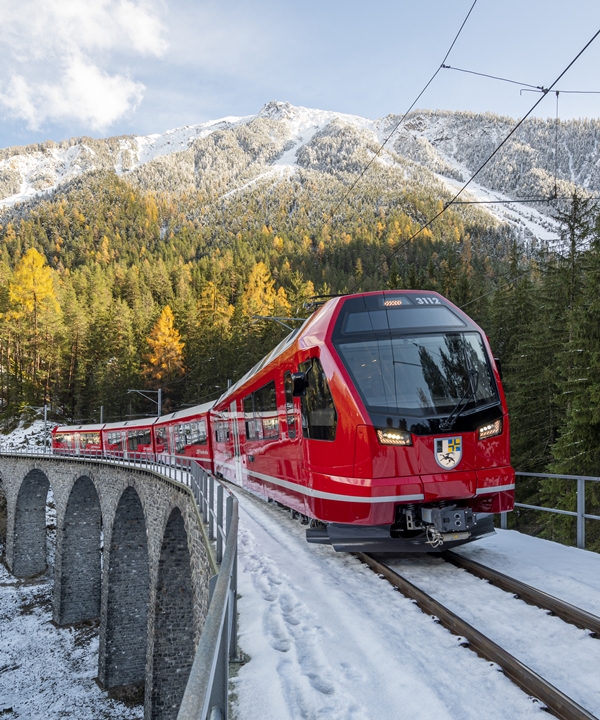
[142,305,185,386]
[241,262,290,320]
[197,282,234,331]
[6,247,61,391]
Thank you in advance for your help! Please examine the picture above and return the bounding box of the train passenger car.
[102,417,158,458]
[211,290,514,552]
[52,424,104,455]
[153,401,215,472]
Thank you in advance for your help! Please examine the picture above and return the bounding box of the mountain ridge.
[1,100,599,246]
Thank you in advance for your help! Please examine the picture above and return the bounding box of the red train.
[52,401,214,472]
[52,290,514,552]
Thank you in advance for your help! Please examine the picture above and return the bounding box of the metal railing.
[0,445,238,719]
[500,471,600,550]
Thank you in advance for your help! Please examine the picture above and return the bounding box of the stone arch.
[103,485,150,689]
[13,469,51,577]
[150,506,195,720]
[57,475,102,625]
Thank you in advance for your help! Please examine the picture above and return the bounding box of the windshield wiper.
[439,344,479,432]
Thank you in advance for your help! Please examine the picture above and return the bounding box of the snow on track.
[232,492,546,720]
[455,530,600,617]
[385,553,600,717]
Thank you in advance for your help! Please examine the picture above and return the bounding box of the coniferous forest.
[1,160,599,548]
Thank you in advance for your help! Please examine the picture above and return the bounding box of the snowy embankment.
[0,419,48,451]
[232,489,600,720]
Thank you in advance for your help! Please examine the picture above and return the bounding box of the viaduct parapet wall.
[0,455,213,720]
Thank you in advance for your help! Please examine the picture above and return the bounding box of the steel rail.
[357,553,596,720]
[442,551,600,637]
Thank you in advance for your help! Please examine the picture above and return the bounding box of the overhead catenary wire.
[326,0,479,223]
[353,27,600,292]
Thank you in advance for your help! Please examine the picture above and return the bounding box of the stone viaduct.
[0,454,215,720]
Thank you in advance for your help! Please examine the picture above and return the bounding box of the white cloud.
[0,0,167,131]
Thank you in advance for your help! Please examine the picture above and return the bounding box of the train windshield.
[336,332,497,417]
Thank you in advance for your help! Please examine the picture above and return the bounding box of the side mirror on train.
[494,357,503,381]
[291,372,308,397]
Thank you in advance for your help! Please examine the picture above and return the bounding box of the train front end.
[307,290,513,552]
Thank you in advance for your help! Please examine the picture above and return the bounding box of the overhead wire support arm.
[127,388,162,417]
[441,64,547,91]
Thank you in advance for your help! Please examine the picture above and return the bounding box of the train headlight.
[376,429,412,446]
[478,419,502,440]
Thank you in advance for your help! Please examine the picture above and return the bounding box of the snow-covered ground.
[3,427,600,719]
[0,557,143,719]
[0,419,48,451]
[0,422,140,719]
[0,490,141,719]
[232,489,600,720]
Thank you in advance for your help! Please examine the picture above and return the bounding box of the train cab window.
[284,372,297,439]
[254,380,279,439]
[298,358,337,441]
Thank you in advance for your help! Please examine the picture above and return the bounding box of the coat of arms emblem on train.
[435,437,462,469]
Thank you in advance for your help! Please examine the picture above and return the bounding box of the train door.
[284,371,305,487]
[298,357,338,487]
[230,400,243,484]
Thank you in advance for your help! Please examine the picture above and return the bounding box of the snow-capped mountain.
[1,100,598,243]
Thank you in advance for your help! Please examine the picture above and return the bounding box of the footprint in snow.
[239,526,369,719]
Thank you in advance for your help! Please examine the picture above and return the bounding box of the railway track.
[357,552,600,720]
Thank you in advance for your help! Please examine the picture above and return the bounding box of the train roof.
[217,319,310,405]
[156,401,215,424]
[54,423,105,432]
[102,416,160,430]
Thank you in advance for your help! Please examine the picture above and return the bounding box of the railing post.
[207,602,229,720]
[577,477,586,549]
[209,475,215,541]
[217,484,224,563]
[203,472,209,524]
[229,550,238,662]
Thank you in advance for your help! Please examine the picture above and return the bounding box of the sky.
[0,0,600,149]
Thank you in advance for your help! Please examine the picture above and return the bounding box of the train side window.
[80,432,100,448]
[243,395,257,440]
[128,429,151,451]
[254,380,279,439]
[155,426,167,448]
[216,420,230,443]
[284,372,297,439]
[198,419,207,445]
[298,358,337,441]
[175,424,185,453]
[108,431,123,450]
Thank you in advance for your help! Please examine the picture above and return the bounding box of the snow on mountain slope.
[0,102,376,208]
[1,100,597,246]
